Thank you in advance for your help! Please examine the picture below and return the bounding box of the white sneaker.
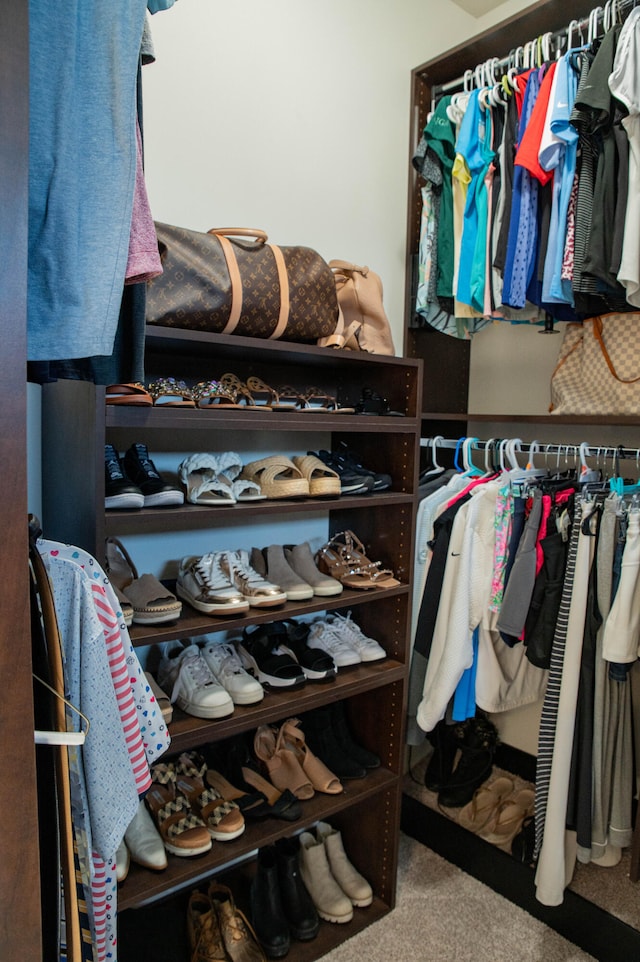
[219,549,287,608]
[157,641,234,719]
[326,610,386,662]
[201,639,264,705]
[176,553,250,616]
[307,620,361,668]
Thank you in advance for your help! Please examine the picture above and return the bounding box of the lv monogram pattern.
[550,313,640,415]
[147,222,338,341]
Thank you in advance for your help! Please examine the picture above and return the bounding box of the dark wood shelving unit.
[42,328,422,960]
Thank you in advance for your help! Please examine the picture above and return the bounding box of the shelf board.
[118,765,399,910]
[106,404,419,432]
[165,658,406,754]
[105,490,415,533]
[128,584,410,648]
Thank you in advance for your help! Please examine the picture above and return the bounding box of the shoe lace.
[132,444,160,479]
[311,621,352,653]
[172,649,216,701]
[225,551,268,588]
[208,644,243,678]
[197,552,233,590]
[105,446,125,480]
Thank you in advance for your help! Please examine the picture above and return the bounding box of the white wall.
[142,0,536,351]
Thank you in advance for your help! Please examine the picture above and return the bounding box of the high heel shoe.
[279,718,342,795]
[217,734,302,821]
[253,724,314,800]
[204,768,271,820]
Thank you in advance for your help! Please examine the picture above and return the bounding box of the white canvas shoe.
[201,639,264,705]
[124,800,168,872]
[157,641,234,719]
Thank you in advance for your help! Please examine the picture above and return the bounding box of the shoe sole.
[209,824,245,842]
[176,583,250,615]
[228,689,265,705]
[243,593,288,607]
[316,907,354,924]
[105,493,144,509]
[163,839,212,857]
[143,491,185,507]
[132,607,182,625]
[176,694,234,719]
[311,584,344,597]
[354,650,386,662]
[284,586,315,601]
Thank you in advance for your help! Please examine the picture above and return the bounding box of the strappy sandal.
[191,379,241,409]
[104,537,182,624]
[254,724,314,800]
[279,718,342,795]
[221,734,302,821]
[297,389,355,415]
[274,385,305,411]
[218,373,272,410]
[177,453,237,505]
[458,776,515,833]
[174,752,245,841]
[239,455,310,499]
[291,454,341,498]
[315,530,400,590]
[147,377,196,408]
[245,375,283,410]
[145,763,212,857]
[105,382,153,406]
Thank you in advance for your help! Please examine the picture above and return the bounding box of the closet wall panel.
[0,0,42,959]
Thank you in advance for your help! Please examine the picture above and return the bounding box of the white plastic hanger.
[33,673,89,746]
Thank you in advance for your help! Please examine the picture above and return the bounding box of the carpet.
[321,832,595,962]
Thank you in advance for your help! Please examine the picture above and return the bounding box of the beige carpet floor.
[403,757,640,932]
[321,832,596,962]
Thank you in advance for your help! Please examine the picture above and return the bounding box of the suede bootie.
[316,822,373,907]
[298,831,353,924]
[250,545,314,602]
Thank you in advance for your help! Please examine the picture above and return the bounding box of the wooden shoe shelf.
[41,327,422,961]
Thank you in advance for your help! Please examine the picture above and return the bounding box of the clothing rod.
[431,0,637,97]
[420,437,640,461]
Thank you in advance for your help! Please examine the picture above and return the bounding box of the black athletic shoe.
[122,442,184,507]
[104,444,144,510]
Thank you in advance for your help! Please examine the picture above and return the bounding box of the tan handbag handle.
[593,315,640,384]
[208,228,268,245]
[329,259,369,276]
[208,230,289,338]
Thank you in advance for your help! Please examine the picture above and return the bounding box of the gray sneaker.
[176,553,250,616]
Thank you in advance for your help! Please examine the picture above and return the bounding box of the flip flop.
[148,377,195,407]
[458,776,515,833]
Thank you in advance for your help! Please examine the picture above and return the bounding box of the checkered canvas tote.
[550,313,640,416]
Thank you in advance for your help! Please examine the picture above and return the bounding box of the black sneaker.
[122,443,184,507]
[104,444,144,510]
[332,442,392,491]
[311,450,374,495]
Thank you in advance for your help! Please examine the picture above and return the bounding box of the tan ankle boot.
[316,822,373,907]
[298,831,353,923]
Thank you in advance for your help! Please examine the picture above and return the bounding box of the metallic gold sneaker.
[177,553,250,616]
[219,550,287,608]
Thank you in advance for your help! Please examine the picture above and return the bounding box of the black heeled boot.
[275,836,319,941]
[300,706,366,779]
[423,719,464,792]
[250,845,290,958]
[330,700,381,770]
[437,715,499,807]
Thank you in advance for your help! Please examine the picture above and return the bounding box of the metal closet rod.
[420,436,640,462]
[431,0,638,97]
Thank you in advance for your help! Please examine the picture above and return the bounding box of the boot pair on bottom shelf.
[251,823,373,958]
[188,881,265,962]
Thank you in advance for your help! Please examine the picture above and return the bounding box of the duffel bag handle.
[208,228,268,246]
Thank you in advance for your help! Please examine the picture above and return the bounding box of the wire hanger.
[33,673,89,746]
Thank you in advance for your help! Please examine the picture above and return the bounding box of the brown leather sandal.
[174,752,245,841]
[316,530,400,590]
[145,763,212,857]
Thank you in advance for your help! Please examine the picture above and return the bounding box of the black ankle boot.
[330,700,381,770]
[437,716,499,808]
[300,706,367,779]
[275,836,319,941]
[250,845,290,958]
[423,720,465,791]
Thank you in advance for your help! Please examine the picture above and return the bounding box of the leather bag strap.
[593,315,640,384]
[215,234,243,334]
[208,228,268,245]
[268,243,290,339]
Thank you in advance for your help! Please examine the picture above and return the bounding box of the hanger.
[33,673,89,746]
[461,437,483,477]
[588,6,604,44]
[419,435,445,481]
